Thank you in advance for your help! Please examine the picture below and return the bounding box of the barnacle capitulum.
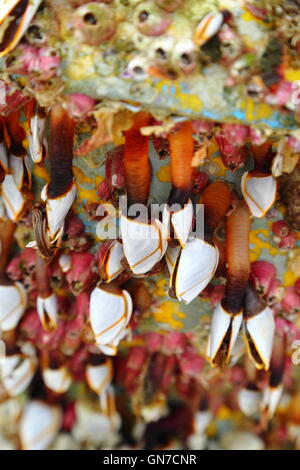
[0,0,42,57]
[208,202,250,367]
[35,252,58,331]
[237,386,262,417]
[42,365,72,394]
[0,218,27,332]
[0,351,37,397]
[89,283,132,356]
[98,240,124,283]
[86,356,113,395]
[194,11,224,47]
[241,171,277,218]
[261,332,286,421]
[24,100,48,164]
[243,283,275,370]
[19,400,62,450]
[169,237,219,305]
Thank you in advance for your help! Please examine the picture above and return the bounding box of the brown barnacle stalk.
[120,112,167,275]
[243,283,275,371]
[124,112,152,206]
[208,201,251,368]
[32,103,76,261]
[35,251,58,332]
[279,162,300,230]
[202,181,233,274]
[0,218,27,350]
[167,121,194,207]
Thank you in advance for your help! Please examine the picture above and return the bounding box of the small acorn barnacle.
[155,0,183,12]
[172,39,198,74]
[71,2,116,46]
[134,1,171,37]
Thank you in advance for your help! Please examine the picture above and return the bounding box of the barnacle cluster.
[0,0,300,451]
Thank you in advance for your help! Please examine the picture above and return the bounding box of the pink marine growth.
[144,332,164,353]
[221,123,249,146]
[250,260,277,297]
[178,346,205,379]
[215,133,248,171]
[65,252,98,295]
[122,346,149,391]
[20,45,60,79]
[272,220,290,238]
[192,171,209,194]
[65,213,85,239]
[66,94,96,119]
[281,286,300,314]
[162,332,187,355]
[101,145,125,204]
[278,232,297,249]
[6,253,22,281]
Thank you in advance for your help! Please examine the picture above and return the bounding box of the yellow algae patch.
[67,55,95,81]
[209,155,227,177]
[157,165,171,183]
[207,137,219,158]
[33,166,49,183]
[73,166,94,185]
[249,229,278,262]
[121,338,145,348]
[240,98,273,122]
[284,69,300,82]
[155,80,203,114]
[153,301,185,330]
[217,405,232,420]
[284,269,297,287]
[241,10,269,28]
[76,186,99,203]
[154,278,169,297]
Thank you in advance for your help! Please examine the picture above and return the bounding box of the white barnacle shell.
[120,214,167,275]
[170,237,219,304]
[19,400,62,450]
[0,0,43,57]
[0,282,27,331]
[163,199,194,248]
[86,358,113,395]
[207,302,242,366]
[41,181,77,241]
[42,366,72,394]
[241,171,277,218]
[0,353,37,397]
[1,174,26,221]
[243,306,275,370]
[89,286,132,351]
[36,292,58,331]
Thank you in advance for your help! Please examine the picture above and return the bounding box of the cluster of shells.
[0,0,300,451]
